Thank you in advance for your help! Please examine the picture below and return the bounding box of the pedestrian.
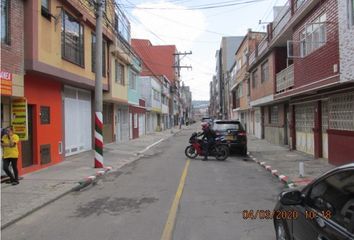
[1,126,20,185]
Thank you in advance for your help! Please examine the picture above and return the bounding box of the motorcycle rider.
[198,122,216,161]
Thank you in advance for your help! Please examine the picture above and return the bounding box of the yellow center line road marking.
[160,159,191,240]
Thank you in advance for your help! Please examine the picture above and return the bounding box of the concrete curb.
[72,166,113,192]
[247,152,296,188]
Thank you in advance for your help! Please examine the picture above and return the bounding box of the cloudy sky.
[121,0,287,100]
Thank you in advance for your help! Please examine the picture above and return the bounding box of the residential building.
[1,0,25,174]
[180,84,192,123]
[127,54,145,139]
[209,76,218,118]
[161,76,171,130]
[248,0,354,165]
[229,30,266,136]
[132,39,180,130]
[9,0,132,175]
[103,5,132,144]
[215,36,243,119]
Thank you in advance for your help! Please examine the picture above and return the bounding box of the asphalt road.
[2,128,284,240]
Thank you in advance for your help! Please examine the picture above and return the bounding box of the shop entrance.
[21,105,34,167]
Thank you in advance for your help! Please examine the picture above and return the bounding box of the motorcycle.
[184,132,229,161]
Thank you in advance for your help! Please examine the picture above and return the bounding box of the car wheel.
[215,145,229,161]
[275,220,290,240]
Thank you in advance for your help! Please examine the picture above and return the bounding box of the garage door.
[255,109,262,139]
[64,87,92,156]
[295,103,314,155]
[139,113,145,137]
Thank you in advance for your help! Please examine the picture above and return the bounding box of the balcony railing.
[272,2,291,38]
[257,37,268,57]
[249,51,256,66]
[276,64,294,93]
[162,86,169,95]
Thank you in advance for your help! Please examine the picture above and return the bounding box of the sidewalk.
[1,126,189,229]
[247,135,335,188]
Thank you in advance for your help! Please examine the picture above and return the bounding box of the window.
[153,89,160,101]
[213,122,244,131]
[41,0,51,20]
[295,0,307,10]
[40,106,50,124]
[91,34,106,76]
[329,93,354,131]
[129,71,136,90]
[242,48,248,66]
[252,70,257,89]
[261,61,269,83]
[300,13,326,57]
[349,0,354,26]
[42,0,49,9]
[237,84,243,98]
[308,170,354,233]
[62,11,84,66]
[115,8,131,42]
[270,106,279,124]
[115,61,124,85]
[1,0,9,44]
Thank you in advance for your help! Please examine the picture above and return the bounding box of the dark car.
[274,163,354,240]
[212,120,247,155]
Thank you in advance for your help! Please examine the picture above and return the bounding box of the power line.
[124,1,230,36]
[118,0,266,10]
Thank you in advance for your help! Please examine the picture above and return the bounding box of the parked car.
[274,163,354,240]
[212,120,247,155]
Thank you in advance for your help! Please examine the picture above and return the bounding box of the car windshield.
[213,122,243,131]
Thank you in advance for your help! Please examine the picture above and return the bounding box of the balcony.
[257,37,269,57]
[272,2,291,38]
[276,64,294,93]
[248,51,256,66]
[162,85,169,95]
[270,0,320,47]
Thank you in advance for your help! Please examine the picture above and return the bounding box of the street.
[2,128,284,240]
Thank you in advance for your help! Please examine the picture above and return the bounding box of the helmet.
[201,122,210,130]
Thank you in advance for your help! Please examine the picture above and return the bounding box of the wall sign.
[0,71,13,96]
[11,98,28,141]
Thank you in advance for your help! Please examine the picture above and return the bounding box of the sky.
[120,0,288,100]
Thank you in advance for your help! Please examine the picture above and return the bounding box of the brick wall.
[1,0,24,75]
[338,0,354,82]
[293,0,339,88]
[250,52,275,101]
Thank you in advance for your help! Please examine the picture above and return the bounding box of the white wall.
[338,1,354,82]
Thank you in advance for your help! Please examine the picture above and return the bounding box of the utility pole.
[94,0,104,168]
[173,51,192,78]
[173,51,192,127]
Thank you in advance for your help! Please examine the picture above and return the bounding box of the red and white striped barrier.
[94,112,104,168]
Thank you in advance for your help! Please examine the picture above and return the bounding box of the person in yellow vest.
[1,126,20,185]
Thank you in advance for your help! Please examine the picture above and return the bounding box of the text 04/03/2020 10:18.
[242,209,333,220]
